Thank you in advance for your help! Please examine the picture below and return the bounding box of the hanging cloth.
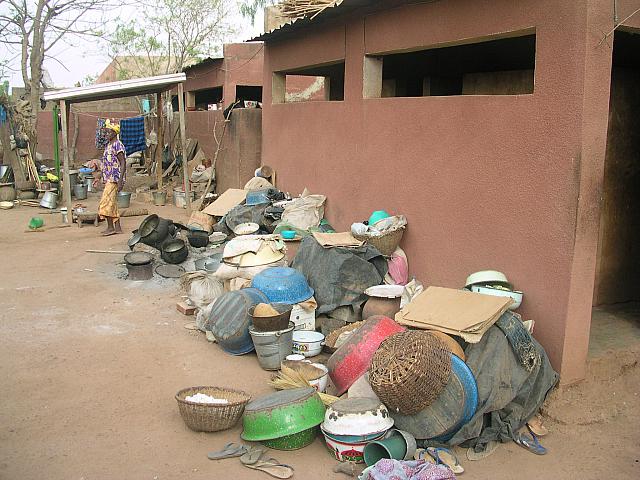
[95,118,108,149]
[119,116,146,155]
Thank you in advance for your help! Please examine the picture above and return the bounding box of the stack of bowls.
[248,303,295,371]
[320,397,394,463]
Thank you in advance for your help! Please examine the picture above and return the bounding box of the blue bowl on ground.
[281,230,296,240]
[251,267,314,305]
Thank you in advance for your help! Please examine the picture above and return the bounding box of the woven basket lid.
[369,331,452,415]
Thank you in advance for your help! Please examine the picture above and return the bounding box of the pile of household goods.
[171,195,558,479]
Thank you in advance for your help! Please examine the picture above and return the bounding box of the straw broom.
[270,365,340,405]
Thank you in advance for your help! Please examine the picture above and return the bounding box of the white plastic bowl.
[465,270,512,289]
[471,285,523,310]
[292,331,325,357]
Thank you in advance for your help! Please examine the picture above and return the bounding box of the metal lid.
[329,397,383,415]
[245,387,315,413]
[155,264,185,278]
[124,252,153,266]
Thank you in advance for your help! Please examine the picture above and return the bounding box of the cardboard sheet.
[311,232,364,248]
[395,286,512,342]
[202,189,248,217]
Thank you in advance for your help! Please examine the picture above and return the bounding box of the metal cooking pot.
[40,191,58,209]
[124,251,153,266]
[139,214,173,248]
[161,239,188,264]
[187,230,209,248]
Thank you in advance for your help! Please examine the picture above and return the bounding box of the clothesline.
[70,109,157,121]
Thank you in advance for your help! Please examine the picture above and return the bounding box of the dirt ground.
[1,196,639,480]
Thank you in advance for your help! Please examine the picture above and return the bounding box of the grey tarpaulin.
[213,204,273,235]
[445,319,559,451]
[291,236,388,315]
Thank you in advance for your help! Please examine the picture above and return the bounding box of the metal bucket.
[249,322,295,371]
[85,177,94,192]
[153,191,166,206]
[40,191,58,209]
[67,170,79,187]
[117,191,131,209]
[73,183,88,200]
[173,187,196,209]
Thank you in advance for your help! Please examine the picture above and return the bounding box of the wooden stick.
[86,250,130,254]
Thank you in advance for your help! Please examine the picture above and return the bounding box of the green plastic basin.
[241,388,325,442]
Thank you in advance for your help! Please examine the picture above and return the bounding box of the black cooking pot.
[187,230,209,248]
[161,239,188,264]
[139,214,173,248]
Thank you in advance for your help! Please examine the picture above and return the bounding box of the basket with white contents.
[175,386,251,432]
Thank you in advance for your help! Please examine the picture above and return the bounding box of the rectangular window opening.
[236,85,263,104]
[364,34,536,98]
[272,61,345,103]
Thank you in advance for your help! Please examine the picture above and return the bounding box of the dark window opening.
[273,61,345,103]
[365,34,536,98]
[236,85,263,104]
[193,87,223,110]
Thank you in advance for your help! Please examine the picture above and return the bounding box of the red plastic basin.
[327,315,405,395]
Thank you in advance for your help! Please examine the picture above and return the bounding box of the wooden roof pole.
[177,83,191,211]
[156,92,164,191]
[59,99,72,220]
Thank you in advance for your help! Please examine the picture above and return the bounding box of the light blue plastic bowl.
[251,267,314,305]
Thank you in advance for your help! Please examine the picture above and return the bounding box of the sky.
[0,1,264,91]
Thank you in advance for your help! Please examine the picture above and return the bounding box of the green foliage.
[240,0,275,22]
[108,0,233,78]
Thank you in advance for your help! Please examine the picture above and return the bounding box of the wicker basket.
[369,331,451,415]
[353,228,405,256]
[175,386,251,432]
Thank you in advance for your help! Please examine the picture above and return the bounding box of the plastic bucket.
[249,322,295,371]
[153,191,166,206]
[363,434,407,466]
[117,191,131,209]
[73,183,88,200]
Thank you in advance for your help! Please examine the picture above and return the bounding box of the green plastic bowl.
[241,388,325,442]
[261,426,319,450]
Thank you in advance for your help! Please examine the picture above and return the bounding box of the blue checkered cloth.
[119,116,146,155]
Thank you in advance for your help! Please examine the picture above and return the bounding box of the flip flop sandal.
[244,458,294,479]
[240,446,267,465]
[513,431,547,455]
[527,416,549,437]
[426,447,465,474]
[466,441,499,461]
[207,442,248,460]
[413,448,436,463]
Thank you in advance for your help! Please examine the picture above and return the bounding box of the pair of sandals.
[207,442,293,479]
[414,447,464,475]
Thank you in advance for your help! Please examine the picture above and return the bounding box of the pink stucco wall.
[261,0,628,382]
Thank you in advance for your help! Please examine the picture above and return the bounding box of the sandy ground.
[1,196,639,480]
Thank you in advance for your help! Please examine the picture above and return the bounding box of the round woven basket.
[353,228,404,256]
[175,386,251,432]
[369,331,451,415]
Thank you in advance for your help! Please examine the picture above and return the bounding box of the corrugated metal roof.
[42,73,186,104]
[183,56,224,72]
[253,0,382,42]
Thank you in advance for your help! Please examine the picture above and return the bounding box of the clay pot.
[362,296,401,319]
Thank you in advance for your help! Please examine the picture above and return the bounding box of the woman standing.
[98,120,126,236]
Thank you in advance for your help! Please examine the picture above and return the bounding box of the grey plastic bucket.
[73,183,88,200]
[249,321,295,371]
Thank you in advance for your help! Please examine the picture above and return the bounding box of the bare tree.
[108,0,234,80]
[0,0,112,148]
